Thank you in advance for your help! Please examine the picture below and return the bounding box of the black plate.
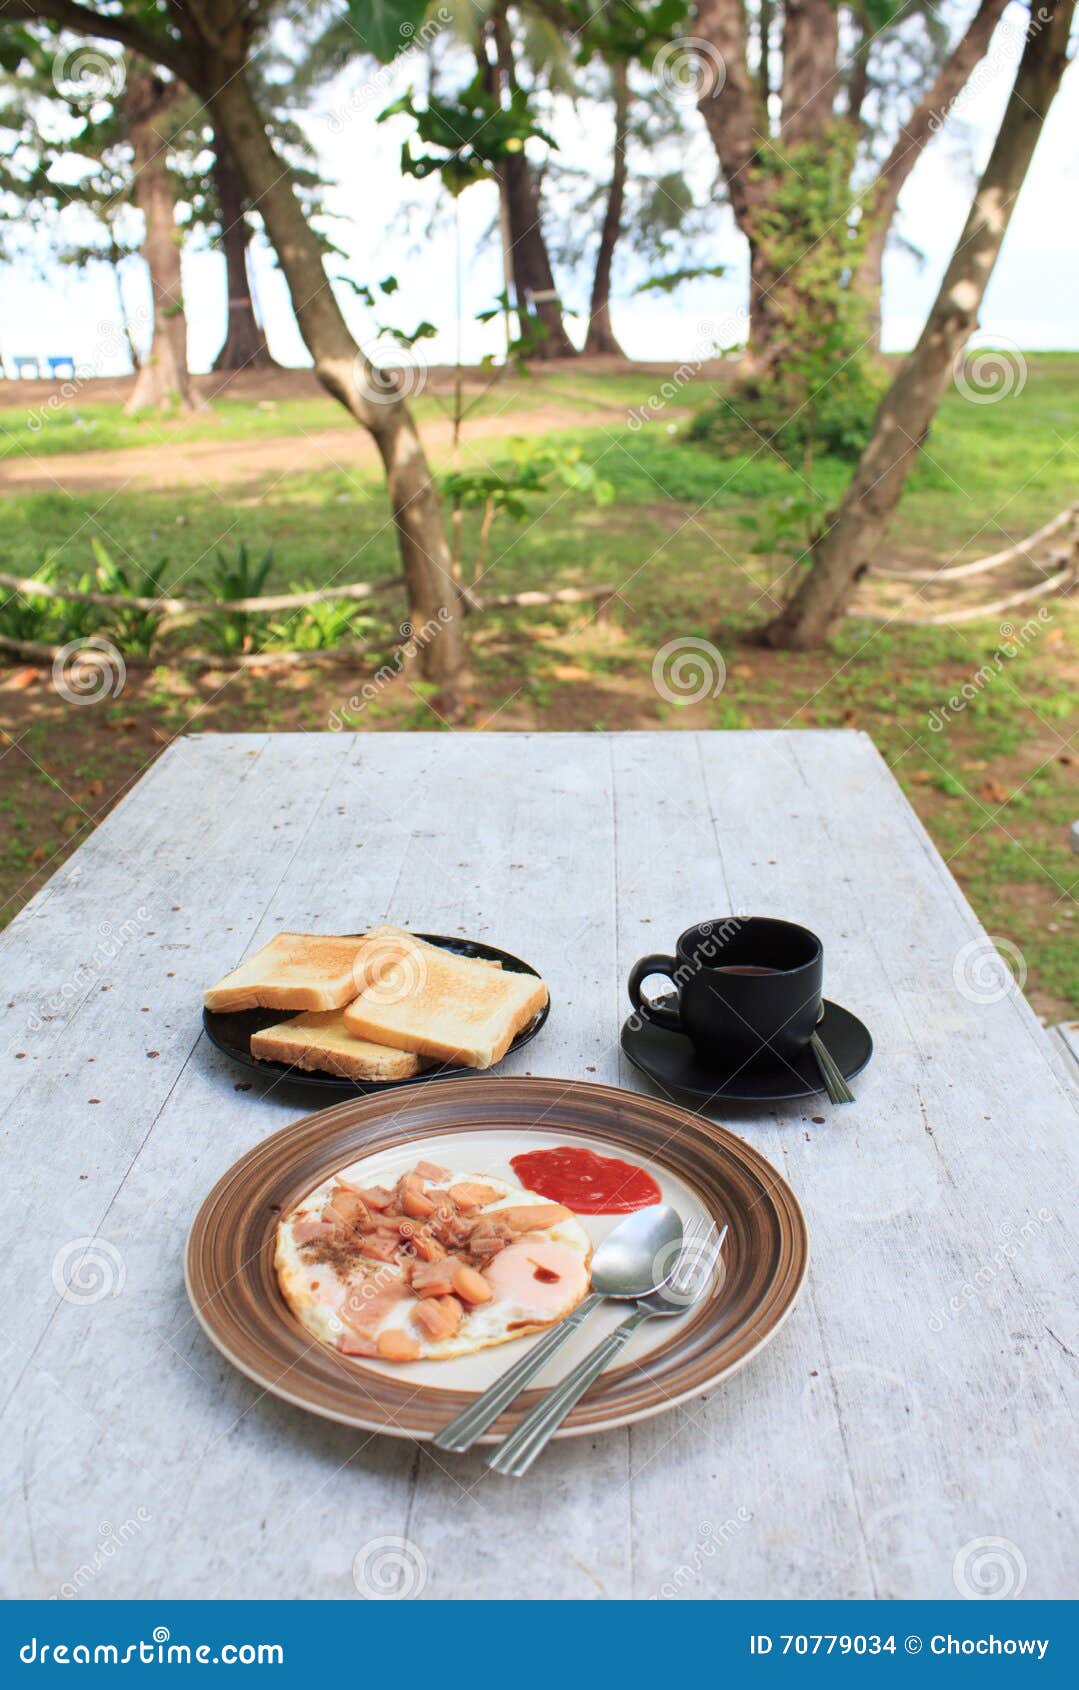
[203,933,549,1096]
[621,995,872,1104]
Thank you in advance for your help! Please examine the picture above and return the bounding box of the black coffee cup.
[628,917,823,1069]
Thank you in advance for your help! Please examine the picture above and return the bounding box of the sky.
[1,1,1076,377]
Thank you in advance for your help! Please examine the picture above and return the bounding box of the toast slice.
[204,933,366,1014]
[342,927,547,1070]
[250,1010,428,1081]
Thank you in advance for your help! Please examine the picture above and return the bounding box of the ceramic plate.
[185,1077,808,1441]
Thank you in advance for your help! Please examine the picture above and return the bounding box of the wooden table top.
[2,730,1074,1599]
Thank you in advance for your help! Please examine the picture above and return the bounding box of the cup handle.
[628,954,682,1032]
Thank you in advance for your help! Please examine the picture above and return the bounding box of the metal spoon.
[810,1003,855,1103]
[488,1219,727,1477]
[431,1203,683,1452]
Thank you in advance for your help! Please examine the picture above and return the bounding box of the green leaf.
[0,27,36,73]
[344,0,431,66]
[634,263,727,296]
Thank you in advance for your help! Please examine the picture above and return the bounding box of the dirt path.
[0,405,634,495]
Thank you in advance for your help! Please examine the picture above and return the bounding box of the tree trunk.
[757,0,774,106]
[584,62,629,357]
[694,0,1011,357]
[857,221,887,355]
[211,133,274,372]
[491,12,576,360]
[123,67,194,414]
[853,0,1010,353]
[847,32,870,127]
[779,0,839,142]
[695,0,764,233]
[108,246,140,373]
[207,67,465,687]
[762,0,1074,650]
[745,239,786,369]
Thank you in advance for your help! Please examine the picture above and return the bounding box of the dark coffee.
[714,965,779,976]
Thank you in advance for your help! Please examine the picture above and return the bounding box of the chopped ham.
[293,1218,337,1245]
[429,1207,474,1248]
[412,1299,458,1342]
[438,1295,463,1335]
[397,1173,436,1219]
[337,1331,378,1357]
[468,1218,514,1262]
[358,1231,400,1263]
[496,1203,573,1233]
[408,1230,446,1263]
[327,1188,372,1232]
[357,1185,394,1211]
[339,1276,410,1339]
[414,1159,451,1183]
[448,1182,502,1212]
[409,1255,463,1298]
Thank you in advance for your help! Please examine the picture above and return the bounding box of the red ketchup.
[510,1146,661,1215]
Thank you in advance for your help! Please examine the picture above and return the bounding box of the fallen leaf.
[979,779,1010,804]
[0,666,40,692]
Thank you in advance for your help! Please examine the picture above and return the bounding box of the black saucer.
[621,995,872,1104]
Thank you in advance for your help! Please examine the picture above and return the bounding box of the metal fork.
[486,1218,728,1477]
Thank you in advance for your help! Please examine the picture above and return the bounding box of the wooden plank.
[0,734,372,1596]
[1049,1019,1079,1075]
[360,732,630,1600]
[673,729,1075,1599]
[611,731,874,1599]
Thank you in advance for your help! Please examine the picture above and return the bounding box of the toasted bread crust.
[250,1010,426,1080]
[342,933,548,1069]
[204,933,365,1013]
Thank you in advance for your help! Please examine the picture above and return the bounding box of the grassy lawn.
[0,366,721,461]
[1,360,1076,1015]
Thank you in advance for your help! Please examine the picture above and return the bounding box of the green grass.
[0,367,723,461]
[0,393,340,460]
[1,357,1076,1009]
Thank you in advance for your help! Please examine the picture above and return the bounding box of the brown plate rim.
[184,1077,809,1441]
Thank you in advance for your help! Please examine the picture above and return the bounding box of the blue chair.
[13,356,40,379]
[47,355,76,380]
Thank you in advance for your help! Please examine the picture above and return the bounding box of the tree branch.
[868,0,1010,214]
[0,0,195,83]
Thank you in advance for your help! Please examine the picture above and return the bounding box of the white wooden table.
[2,731,1075,1601]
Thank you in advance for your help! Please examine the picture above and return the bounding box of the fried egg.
[275,1157,593,1363]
